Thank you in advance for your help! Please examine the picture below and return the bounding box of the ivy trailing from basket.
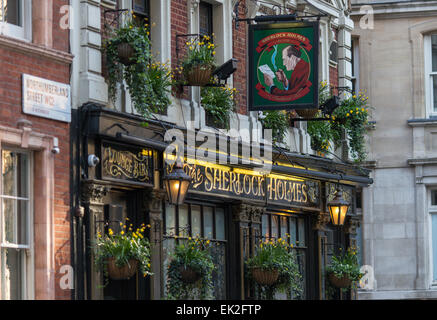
[246,237,304,300]
[201,85,237,129]
[104,13,173,119]
[307,82,371,162]
[166,237,215,300]
[258,110,289,144]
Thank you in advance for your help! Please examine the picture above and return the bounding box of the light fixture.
[163,162,192,205]
[327,187,350,226]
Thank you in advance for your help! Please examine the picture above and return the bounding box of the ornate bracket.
[81,180,111,205]
[344,216,361,235]
[312,211,331,231]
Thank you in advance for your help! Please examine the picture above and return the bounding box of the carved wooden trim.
[81,181,111,205]
[345,216,360,235]
[312,211,331,231]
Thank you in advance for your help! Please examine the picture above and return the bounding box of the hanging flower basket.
[252,268,279,286]
[296,108,319,119]
[180,266,201,284]
[107,258,138,280]
[117,42,136,66]
[328,273,352,288]
[186,64,213,86]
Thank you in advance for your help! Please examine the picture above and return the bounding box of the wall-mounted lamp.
[327,187,350,226]
[163,162,192,205]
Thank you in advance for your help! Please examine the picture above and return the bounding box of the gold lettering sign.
[175,162,320,208]
[102,143,153,185]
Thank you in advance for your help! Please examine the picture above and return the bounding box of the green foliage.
[307,82,371,162]
[246,237,303,300]
[259,110,289,144]
[326,246,363,282]
[201,85,236,129]
[104,13,173,119]
[182,34,216,72]
[166,237,215,300]
[93,220,152,285]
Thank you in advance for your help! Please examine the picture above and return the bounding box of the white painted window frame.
[0,0,32,42]
[424,34,437,118]
[0,148,34,300]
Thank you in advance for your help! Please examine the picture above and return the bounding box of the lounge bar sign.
[101,142,154,186]
[22,74,71,122]
[248,21,319,111]
[174,162,320,209]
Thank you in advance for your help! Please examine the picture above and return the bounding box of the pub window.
[0,0,31,41]
[262,212,307,299]
[425,34,437,117]
[0,149,33,300]
[199,1,213,37]
[163,202,227,299]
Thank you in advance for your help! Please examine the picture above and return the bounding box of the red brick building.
[0,0,72,299]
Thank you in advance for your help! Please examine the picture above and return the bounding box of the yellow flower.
[108,229,113,236]
[353,95,357,99]
[120,231,125,235]
[212,51,216,55]
[346,113,350,117]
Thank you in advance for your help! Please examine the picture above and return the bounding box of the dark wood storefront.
[71,105,371,300]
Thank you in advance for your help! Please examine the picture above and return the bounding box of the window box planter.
[296,108,318,119]
[117,42,136,66]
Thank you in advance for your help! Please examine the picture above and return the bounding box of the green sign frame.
[248,21,319,111]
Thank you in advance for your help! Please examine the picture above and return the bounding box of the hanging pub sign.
[101,141,154,186]
[248,21,319,111]
[166,162,321,209]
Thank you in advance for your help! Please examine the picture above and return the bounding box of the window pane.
[1,248,24,300]
[215,207,225,240]
[432,190,437,206]
[262,214,269,239]
[165,203,176,236]
[280,216,288,239]
[432,35,437,72]
[178,204,189,237]
[432,214,437,280]
[1,0,21,26]
[289,218,297,246]
[191,205,201,238]
[2,150,28,198]
[199,2,212,36]
[2,198,28,245]
[204,206,213,239]
[297,218,305,247]
[271,215,278,240]
[133,0,148,15]
[432,75,437,113]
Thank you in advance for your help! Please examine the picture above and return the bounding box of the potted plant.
[182,35,216,86]
[326,246,364,289]
[258,110,289,144]
[104,13,173,119]
[94,220,152,284]
[166,237,215,300]
[201,85,236,129]
[246,237,303,300]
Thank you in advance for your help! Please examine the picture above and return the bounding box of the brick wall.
[0,0,71,300]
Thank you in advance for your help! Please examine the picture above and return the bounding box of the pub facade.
[70,0,371,300]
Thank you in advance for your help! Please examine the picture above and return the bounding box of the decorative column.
[344,215,361,300]
[232,203,265,299]
[81,180,111,300]
[312,211,331,300]
[145,189,166,300]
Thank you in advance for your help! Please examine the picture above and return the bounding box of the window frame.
[424,34,437,118]
[428,189,437,287]
[0,147,34,300]
[0,0,31,41]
